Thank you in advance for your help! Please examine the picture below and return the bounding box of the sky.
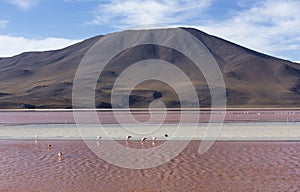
[0,0,300,62]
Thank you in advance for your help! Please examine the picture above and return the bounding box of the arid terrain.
[1,28,300,109]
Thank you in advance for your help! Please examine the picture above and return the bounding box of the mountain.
[0,28,300,109]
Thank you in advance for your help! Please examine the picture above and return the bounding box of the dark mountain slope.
[0,28,299,109]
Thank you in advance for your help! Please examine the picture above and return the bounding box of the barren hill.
[0,28,299,109]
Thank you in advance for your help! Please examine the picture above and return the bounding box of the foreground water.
[0,122,299,191]
[0,140,299,191]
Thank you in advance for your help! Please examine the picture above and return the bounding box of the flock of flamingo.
[34,133,169,160]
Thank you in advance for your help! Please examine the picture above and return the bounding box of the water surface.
[0,140,299,191]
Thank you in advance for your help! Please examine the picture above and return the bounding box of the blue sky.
[0,0,300,62]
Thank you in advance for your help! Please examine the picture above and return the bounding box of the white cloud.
[0,35,81,58]
[197,0,300,61]
[0,20,8,28]
[5,0,39,10]
[91,0,212,28]
[88,0,300,61]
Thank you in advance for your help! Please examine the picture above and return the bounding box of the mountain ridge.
[1,27,300,109]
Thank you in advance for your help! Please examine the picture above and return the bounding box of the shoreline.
[2,107,300,111]
[1,139,300,142]
[1,122,300,141]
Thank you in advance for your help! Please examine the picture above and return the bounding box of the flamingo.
[152,137,157,146]
[58,152,63,160]
[126,135,132,141]
[141,137,147,144]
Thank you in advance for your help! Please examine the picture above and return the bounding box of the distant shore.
[2,107,300,111]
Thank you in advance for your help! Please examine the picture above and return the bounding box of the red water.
[0,110,299,124]
[0,140,299,191]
